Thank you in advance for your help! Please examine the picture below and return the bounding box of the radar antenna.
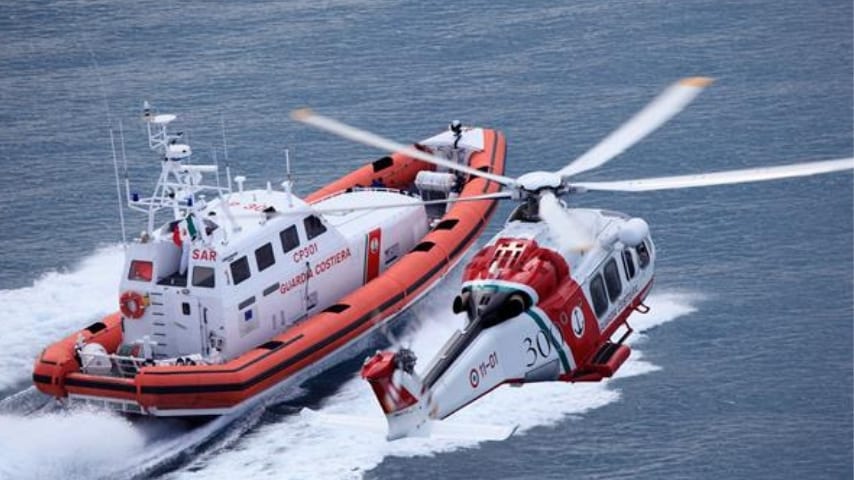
[127,101,230,236]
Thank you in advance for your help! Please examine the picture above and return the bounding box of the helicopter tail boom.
[361,350,432,440]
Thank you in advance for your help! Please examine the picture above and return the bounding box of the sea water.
[0,1,850,479]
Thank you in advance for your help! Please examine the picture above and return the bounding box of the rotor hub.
[516,171,562,192]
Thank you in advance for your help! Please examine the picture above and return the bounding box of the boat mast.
[126,102,228,237]
[283,147,294,207]
[109,128,128,245]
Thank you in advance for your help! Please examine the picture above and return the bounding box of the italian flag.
[186,214,199,239]
[172,215,202,248]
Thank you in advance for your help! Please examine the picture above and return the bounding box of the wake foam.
[0,387,54,416]
[172,290,700,480]
[0,246,275,480]
[0,409,145,480]
[0,402,266,480]
[0,245,123,392]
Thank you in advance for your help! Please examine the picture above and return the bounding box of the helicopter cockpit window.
[622,250,636,279]
[304,215,327,240]
[192,266,215,288]
[590,274,609,318]
[230,256,251,285]
[280,225,299,253]
[637,241,651,269]
[603,258,622,302]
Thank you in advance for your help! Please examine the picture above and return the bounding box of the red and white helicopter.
[292,77,853,440]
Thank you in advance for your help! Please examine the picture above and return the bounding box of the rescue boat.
[32,105,506,416]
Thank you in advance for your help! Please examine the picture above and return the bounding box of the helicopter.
[290,77,853,440]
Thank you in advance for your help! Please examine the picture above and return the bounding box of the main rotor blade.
[538,192,594,253]
[230,191,513,217]
[311,191,513,214]
[573,157,854,192]
[558,77,714,179]
[291,109,516,187]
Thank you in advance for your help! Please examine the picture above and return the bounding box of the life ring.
[120,291,149,319]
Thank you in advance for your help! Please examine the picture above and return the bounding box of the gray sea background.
[0,1,851,479]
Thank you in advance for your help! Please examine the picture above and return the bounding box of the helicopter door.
[589,257,625,331]
[603,258,623,304]
[622,249,636,281]
[589,273,610,330]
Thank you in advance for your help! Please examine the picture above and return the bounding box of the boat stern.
[32,313,124,399]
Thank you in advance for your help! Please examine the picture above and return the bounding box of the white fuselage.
[422,208,656,420]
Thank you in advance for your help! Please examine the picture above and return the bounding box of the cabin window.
[622,250,636,280]
[128,260,153,282]
[255,243,275,272]
[280,225,299,253]
[603,258,623,302]
[637,240,651,269]
[590,274,609,318]
[192,266,216,288]
[304,215,327,240]
[230,256,251,285]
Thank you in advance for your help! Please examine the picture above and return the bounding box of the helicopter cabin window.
[280,225,299,253]
[128,260,153,282]
[622,250,636,279]
[304,215,327,240]
[255,243,275,272]
[590,274,609,318]
[603,258,622,302]
[230,256,251,285]
[637,240,651,269]
[192,266,216,288]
